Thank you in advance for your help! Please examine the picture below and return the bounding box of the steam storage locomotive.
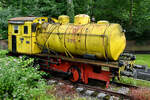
[8,14,136,88]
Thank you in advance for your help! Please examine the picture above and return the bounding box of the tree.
[0,0,149,40]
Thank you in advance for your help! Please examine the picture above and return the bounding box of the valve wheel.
[68,66,81,82]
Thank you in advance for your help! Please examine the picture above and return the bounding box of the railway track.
[75,83,131,99]
[45,75,139,99]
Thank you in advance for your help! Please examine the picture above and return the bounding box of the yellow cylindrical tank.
[36,15,126,61]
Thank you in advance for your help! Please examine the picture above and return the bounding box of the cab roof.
[8,17,38,21]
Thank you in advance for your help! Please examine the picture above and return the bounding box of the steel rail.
[76,83,131,99]
[48,77,133,99]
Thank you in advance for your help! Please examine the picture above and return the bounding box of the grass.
[135,54,150,67]
[118,76,150,87]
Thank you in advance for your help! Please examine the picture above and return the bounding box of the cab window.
[14,25,18,33]
[24,26,28,34]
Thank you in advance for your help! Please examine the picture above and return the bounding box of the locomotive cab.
[8,17,48,54]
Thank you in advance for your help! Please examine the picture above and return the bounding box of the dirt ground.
[0,39,8,50]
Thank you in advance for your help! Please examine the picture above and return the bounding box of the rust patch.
[8,17,37,21]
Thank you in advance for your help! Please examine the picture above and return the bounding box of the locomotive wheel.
[68,66,81,82]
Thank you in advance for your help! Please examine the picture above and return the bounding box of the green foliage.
[127,0,150,39]
[0,8,11,39]
[0,7,21,39]
[74,0,93,16]
[0,50,8,57]
[0,0,149,40]
[0,50,55,100]
[67,0,74,22]
[92,0,150,40]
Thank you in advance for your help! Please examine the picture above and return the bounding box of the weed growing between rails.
[114,76,150,87]
[130,88,150,100]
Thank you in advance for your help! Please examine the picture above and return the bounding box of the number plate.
[102,67,109,71]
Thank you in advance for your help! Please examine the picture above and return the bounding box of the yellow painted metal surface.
[8,17,48,54]
[74,14,90,25]
[58,15,69,24]
[36,15,126,60]
[8,15,126,61]
[97,20,109,25]
[51,17,59,23]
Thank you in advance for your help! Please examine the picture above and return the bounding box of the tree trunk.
[129,0,133,25]
[67,0,74,22]
[87,0,93,16]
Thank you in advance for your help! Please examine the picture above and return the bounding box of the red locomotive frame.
[38,54,115,88]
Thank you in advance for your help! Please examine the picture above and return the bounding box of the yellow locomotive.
[8,14,135,88]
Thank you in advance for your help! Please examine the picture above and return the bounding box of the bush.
[0,50,8,57]
[0,50,54,99]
